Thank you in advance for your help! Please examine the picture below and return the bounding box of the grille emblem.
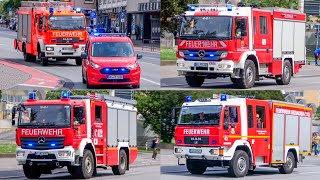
[38,136,45,144]
[198,50,205,57]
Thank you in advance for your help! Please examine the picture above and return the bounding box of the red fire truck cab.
[13,92,137,179]
[176,4,306,89]
[173,95,312,177]
[14,1,88,66]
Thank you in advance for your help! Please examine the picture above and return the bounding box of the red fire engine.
[12,92,137,179]
[173,95,312,177]
[14,1,88,66]
[176,4,306,88]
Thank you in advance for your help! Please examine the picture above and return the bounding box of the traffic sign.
[90,11,96,18]
[8,7,12,17]
[121,12,125,19]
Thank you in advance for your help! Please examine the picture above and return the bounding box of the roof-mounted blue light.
[190,5,196,11]
[49,7,54,13]
[28,92,37,100]
[186,96,193,102]
[220,94,227,101]
[227,5,232,11]
[76,7,81,13]
[61,91,70,99]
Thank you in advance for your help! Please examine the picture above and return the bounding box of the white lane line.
[18,84,56,89]
[298,171,320,175]
[139,61,159,66]
[141,78,160,85]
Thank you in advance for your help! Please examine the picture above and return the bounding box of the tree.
[2,0,21,17]
[243,0,298,9]
[316,106,320,120]
[160,90,284,143]
[135,91,161,136]
[45,90,110,100]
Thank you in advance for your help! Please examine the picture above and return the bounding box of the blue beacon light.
[227,5,232,11]
[61,91,70,99]
[220,94,227,101]
[186,96,193,102]
[28,92,37,100]
[190,6,196,11]
[49,7,54,13]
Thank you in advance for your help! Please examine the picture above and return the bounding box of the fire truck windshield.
[92,42,134,57]
[180,16,232,40]
[49,16,85,30]
[178,105,222,125]
[18,105,71,127]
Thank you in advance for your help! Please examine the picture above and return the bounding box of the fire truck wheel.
[238,60,256,89]
[185,76,205,87]
[276,60,292,85]
[248,166,256,174]
[186,160,207,174]
[67,166,76,176]
[228,150,249,177]
[279,152,295,174]
[40,58,48,66]
[112,149,128,175]
[23,165,41,179]
[76,58,82,66]
[75,149,94,179]
[23,45,36,62]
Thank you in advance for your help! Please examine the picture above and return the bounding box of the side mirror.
[81,53,88,59]
[224,107,229,130]
[86,27,91,33]
[137,54,143,59]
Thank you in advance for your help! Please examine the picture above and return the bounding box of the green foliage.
[160,90,284,143]
[135,91,161,136]
[2,0,21,17]
[316,106,320,120]
[45,90,109,100]
[243,0,298,9]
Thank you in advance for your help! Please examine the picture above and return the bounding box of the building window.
[84,0,94,3]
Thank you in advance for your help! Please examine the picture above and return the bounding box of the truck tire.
[112,149,128,175]
[75,149,95,179]
[23,45,36,62]
[76,58,82,66]
[23,165,41,179]
[186,159,207,175]
[38,51,48,66]
[279,152,295,174]
[228,150,249,177]
[237,60,256,89]
[248,166,256,174]
[185,76,205,87]
[276,60,292,85]
[68,166,77,176]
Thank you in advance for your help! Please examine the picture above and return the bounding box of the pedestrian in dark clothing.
[6,19,9,28]
[151,136,159,159]
[314,48,320,65]
[135,25,140,40]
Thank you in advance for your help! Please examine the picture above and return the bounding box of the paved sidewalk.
[132,152,160,167]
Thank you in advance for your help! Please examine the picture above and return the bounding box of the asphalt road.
[161,65,320,90]
[0,28,160,90]
[0,157,159,179]
[161,149,320,180]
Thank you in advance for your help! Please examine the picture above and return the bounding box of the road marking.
[139,61,159,66]
[298,171,320,175]
[141,78,160,85]
[0,43,10,47]
[18,84,56,89]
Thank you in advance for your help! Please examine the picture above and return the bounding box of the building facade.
[126,0,160,40]
[304,0,320,16]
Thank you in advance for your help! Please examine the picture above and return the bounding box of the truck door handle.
[264,138,268,142]
[266,49,269,53]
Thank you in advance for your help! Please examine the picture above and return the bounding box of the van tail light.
[176,51,185,58]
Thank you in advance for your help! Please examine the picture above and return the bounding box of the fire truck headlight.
[46,47,54,51]
[58,151,71,157]
[220,52,228,58]
[209,149,219,155]
[218,64,232,69]
[175,148,183,153]
[177,63,185,67]
[16,151,25,157]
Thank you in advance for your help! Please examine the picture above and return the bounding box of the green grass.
[138,147,160,153]
[160,48,177,61]
[0,143,16,154]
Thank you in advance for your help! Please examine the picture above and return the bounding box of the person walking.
[151,136,159,160]
[314,48,320,65]
[313,132,320,156]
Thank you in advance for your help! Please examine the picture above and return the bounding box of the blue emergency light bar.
[227,5,232,11]
[75,7,81,12]
[28,92,37,100]
[220,94,227,101]
[49,7,54,13]
[61,91,70,99]
[91,33,127,37]
[186,96,193,102]
[189,5,196,11]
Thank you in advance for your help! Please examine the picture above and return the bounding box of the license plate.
[194,63,208,67]
[189,149,202,154]
[35,152,48,156]
[108,75,123,79]
[62,47,73,51]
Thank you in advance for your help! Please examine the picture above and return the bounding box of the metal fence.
[133,39,160,52]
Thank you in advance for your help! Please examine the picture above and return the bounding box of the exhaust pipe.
[56,162,59,166]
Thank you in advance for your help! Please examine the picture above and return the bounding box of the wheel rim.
[284,66,290,80]
[287,156,293,169]
[120,155,126,170]
[237,157,246,172]
[246,66,253,83]
[85,156,92,173]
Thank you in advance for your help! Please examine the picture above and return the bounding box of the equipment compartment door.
[91,100,107,165]
[252,10,272,64]
[246,99,270,164]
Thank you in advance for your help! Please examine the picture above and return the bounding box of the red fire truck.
[176,4,306,88]
[173,95,312,177]
[14,1,88,66]
[12,92,137,179]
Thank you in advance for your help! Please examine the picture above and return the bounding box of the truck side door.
[223,106,241,146]
[91,100,107,165]
[247,99,270,165]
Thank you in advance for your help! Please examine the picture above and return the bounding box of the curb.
[295,74,320,78]
[0,154,15,158]
[161,61,176,66]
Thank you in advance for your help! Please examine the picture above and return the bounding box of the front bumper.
[176,59,235,76]
[174,146,232,161]
[44,44,85,58]
[16,146,77,165]
[87,67,141,86]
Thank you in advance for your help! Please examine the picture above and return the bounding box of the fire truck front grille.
[57,38,79,43]
[184,136,209,145]
[27,154,57,160]
[21,137,65,150]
